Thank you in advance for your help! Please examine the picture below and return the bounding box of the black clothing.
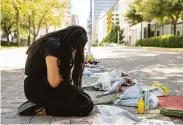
[24,37,59,77]
[22,36,93,116]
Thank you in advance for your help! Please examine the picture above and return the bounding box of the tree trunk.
[32,11,36,43]
[28,15,31,46]
[173,23,176,35]
[33,34,36,42]
[155,24,156,37]
[11,35,14,42]
[32,11,47,43]
[45,27,49,33]
[162,24,164,35]
[28,36,30,46]
[6,34,10,42]
[15,8,20,46]
[148,23,151,38]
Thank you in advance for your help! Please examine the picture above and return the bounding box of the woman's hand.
[46,56,62,88]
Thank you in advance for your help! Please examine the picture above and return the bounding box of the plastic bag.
[83,70,124,91]
[83,67,105,76]
[83,69,130,92]
[119,83,143,100]
[115,83,159,108]
[92,114,136,124]
[115,98,139,107]
[149,93,158,108]
[83,69,93,76]
[82,73,111,90]
[90,72,109,77]
[91,106,174,125]
[84,68,101,73]
[143,86,166,96]
[103,81,123,95]
[91,105,142,124]
[136,119,174,125]
[108,69,124,81]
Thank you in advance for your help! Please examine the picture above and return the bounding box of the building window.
[112,18,114,20]
[107,18,108,20]
[116,14,119,16]
[157,31,160,36]
[116,18,119,20]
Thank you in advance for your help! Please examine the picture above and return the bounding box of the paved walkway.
[1,47,183,124]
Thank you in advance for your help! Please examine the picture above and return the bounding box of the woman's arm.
[46,56,62,88]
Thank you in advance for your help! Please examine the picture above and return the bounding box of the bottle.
[144,90,150,111]
[137,97,145,114]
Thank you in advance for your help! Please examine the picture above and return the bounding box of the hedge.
[135,35,183,48]
[1,41,18,46]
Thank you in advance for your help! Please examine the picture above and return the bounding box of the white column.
[88,39,91,58]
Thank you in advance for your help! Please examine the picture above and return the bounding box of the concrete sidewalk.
[1,68,120,124]
[1,47,183,124]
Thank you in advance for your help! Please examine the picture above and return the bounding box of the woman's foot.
[36,108,46,116]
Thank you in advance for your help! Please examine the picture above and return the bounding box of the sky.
[71,0,90,30]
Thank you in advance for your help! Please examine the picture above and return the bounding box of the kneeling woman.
[18,26,93,116]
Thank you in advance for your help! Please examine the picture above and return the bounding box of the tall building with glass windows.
[93,0,119,20]
[86,0,92,57]
[92,0,119,42]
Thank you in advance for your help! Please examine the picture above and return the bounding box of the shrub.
[99,42,104,47]
[92,42,98,47]
[135,35,183,48]
[1,41,18,46]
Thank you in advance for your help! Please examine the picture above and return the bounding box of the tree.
[125,0,152,26]
[110,23,125,43]
[102,33,112,43]
[13,0,21,45]
[165,0,183,35]
[126,0,183,35]
[12,0,27,45]
[125,4,143,26]
[1,0,67,46]
[1,1,15,42]
[146,0,183,35]
[102,23,125,43]
[42,0,68,33]
[181,11,183,20]
[1,0,27,45]
[119,29,125,44]
[21,0,67,42]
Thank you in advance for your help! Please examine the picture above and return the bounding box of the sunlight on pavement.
[91,47,160,59]
[0,48,27,70]
[141,65,183,74]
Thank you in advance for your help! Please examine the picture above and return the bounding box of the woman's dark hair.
[27,26,88,89]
